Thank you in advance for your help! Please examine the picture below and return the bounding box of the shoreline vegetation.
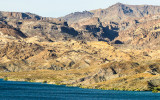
[1,76,160,93]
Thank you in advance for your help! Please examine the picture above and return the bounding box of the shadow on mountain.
[102,27,119,41]
[114,40,123,44]
[60,27,78,37]
[98,39,109,42]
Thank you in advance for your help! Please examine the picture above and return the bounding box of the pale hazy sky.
[0,0,160,18]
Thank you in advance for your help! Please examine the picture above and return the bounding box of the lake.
[0,79,160,100]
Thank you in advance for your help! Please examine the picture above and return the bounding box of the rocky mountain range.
[62,3,160,49]
[62,3,160,23]
[0,3,160,92]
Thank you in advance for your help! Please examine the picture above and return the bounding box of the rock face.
[0,21,27,39]
[115,14,160,49]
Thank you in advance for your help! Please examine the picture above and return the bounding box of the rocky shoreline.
[1,74,160,93]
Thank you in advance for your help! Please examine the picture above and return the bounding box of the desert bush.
[3,76,8,81]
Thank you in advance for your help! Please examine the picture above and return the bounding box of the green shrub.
[152,89,159,93]
[152,87,160,93]
[42,80,47,84]
[3,77,8,81]
[24,78,31,82]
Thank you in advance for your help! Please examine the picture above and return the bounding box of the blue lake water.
[0,79,160,100]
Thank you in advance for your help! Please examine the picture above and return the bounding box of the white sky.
[0,0,160,18]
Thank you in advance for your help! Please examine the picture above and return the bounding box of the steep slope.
[0,21,27,39]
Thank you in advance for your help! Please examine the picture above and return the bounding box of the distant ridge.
[62,3,160,23]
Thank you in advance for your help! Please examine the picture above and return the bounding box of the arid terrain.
[0,3,160,92]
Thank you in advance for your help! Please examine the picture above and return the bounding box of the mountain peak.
[108,2,127,9]
[113,2,125,6]
[115,2,124,5]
